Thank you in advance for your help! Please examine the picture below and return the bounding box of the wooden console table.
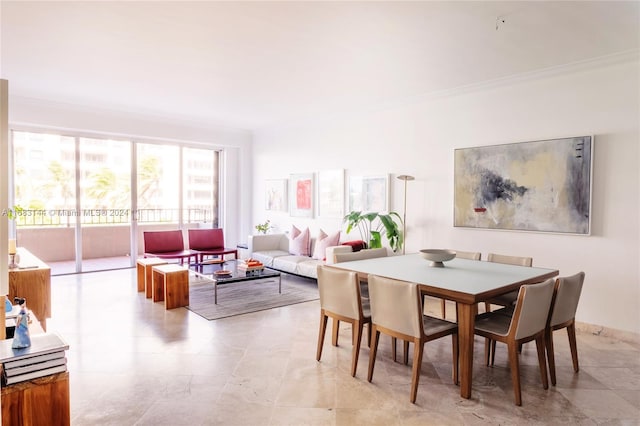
[8,248,52,331]
[1,371,70,425]
[0,314,70,426]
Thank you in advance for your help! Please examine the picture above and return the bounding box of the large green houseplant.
[343,210,404,253]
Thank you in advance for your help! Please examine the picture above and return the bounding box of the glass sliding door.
[136,143,180,256]
[79,137,132,272]
[11,131,78,274]
[182,147,219,227]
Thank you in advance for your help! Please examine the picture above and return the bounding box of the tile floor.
[45,268,640,425]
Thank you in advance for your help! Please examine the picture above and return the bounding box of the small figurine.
[11,297,31,349]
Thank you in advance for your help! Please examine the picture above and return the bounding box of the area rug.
[187,274,319,320]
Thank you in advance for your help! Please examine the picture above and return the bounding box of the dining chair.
[367,274,458,403]
[316,265,371,377]
[333,249,405,360]
[484,253,533,312]
[546,271,585,386]
[440,250,481,319]
[474,278,555,406]
[483,253,534,363]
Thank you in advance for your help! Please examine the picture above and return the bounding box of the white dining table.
[328,253,559,399]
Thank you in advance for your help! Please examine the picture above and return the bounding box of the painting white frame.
[348,174,389,212]
[290,173,314,218]
[265,179,288,211]
[454,136,593,235]
[317,169,344,218]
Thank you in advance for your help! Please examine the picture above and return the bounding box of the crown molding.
[423,49,640,102]
[257,49,640,132]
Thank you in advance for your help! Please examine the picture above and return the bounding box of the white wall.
[252,57,640,335]
[8,97,253,248]
[1,80,9,296]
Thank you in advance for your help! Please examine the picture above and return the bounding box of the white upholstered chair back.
[549,272,585,327]
[513,279,555,340]
[487,253,533,267]
[456,251,481,261]
[334,248,387,263]
[317,265,361,320]
[368,275,422,338]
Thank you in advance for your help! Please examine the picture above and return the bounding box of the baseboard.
[575,321,640,345]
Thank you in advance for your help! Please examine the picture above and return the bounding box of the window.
[11,130,221,274]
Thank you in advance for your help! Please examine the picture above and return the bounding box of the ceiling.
[1,1,638,131]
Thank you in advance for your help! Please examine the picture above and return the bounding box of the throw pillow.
[289,225,310,256]
[341,240,367,252]
[312,230,341,260]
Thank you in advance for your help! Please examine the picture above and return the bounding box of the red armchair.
[143,230,197,265]
[188,228,238,264]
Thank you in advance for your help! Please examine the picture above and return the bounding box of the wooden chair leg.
[352,321,357,345]
[409,338,424,403]
[546,328,557,386]
[391,337,397,362]
[351,320,363,377]
[452,333,459,385]
[535,335,549,390]
[508,342,522,406]
[403,340,410,365]
[332,319,340,346]
[567,323,579,373]
[368,328,380,382]
[490,340,497,366]
[485,337,491,366]
[316,312,328,361]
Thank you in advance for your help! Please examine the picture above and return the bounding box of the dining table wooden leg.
[457,302,475,399]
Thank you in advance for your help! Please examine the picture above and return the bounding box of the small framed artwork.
[348,174,389,212]
[290,173,314,218]
[454,135,593,234]
[317,169,344,218]
[265,179,288,211]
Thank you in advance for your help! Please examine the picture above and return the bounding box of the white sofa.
[247,233,353,279]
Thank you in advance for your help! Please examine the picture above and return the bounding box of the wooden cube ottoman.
[136,257,168,297]
[151,264,189,309]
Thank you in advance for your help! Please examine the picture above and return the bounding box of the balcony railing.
[11,208,214,227]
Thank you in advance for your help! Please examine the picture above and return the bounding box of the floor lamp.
[397,175,415,254]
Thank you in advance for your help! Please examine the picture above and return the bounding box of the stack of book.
[0,332,69,387]
[237,259,264,276]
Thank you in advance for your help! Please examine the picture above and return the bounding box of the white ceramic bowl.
[419,249,457,267]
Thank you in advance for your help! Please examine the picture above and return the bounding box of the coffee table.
[190,260,281,304]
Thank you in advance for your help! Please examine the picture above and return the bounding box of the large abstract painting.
[454,136,593,234]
